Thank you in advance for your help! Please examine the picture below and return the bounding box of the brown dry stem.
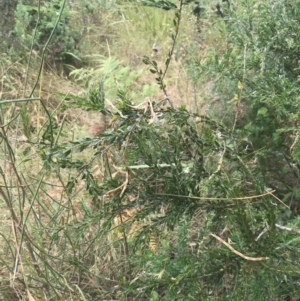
[210,233,269,261]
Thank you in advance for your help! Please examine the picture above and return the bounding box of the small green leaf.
[23,146,31,156]
[257,107,268,115]
[150,290,159,301]
[143,56,150,64]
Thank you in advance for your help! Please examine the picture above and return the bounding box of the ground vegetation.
[1,0,300,300]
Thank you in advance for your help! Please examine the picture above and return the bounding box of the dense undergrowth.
[1,0,300,300]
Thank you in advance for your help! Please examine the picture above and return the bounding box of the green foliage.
[3,0,300,300]
[47,87,287,299]
[194,0,300,205]
[20,103,31,139]
[81,0,117,12]
[0,0,18,53]
[12,0,80,64]
[141,0,178,11]
[69,55,158,102]
[33,1,300,299]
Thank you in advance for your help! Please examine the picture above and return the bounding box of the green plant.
[192,0,300,209]
[0,0,18,53]
[12,0,80,66]
[3,0,300,300]
[69,55,159,102]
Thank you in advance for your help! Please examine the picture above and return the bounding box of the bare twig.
[275,224,300,235]
[255,225,269,241]
[210,233,269,261]
[267,189,290,209]
[155,189,275,201]
[256,223,300,241]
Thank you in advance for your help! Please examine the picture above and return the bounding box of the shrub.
[12,0,80,66]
